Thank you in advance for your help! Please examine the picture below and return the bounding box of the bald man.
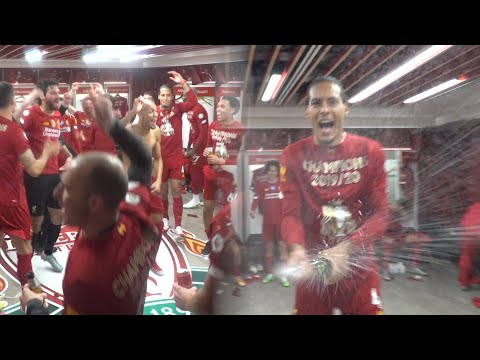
[123,97,163,223]
[123,96,165,276]
[57,88,161,315]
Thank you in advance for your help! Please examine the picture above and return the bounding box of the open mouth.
[318,120,334,133]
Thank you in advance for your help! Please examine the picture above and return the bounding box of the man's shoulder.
[284,137,310,157]
[0,117,21,132]
[346,133,383,152]
[194,102,207,112]
[196,109,208,124]
[120,182,153,220]
[126,123,138,132]
[22,105,41,119]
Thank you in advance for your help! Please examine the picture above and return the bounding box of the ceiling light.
[261,74,282,102]
[25,49,43,63]
[83,45,162,63]
[348,45,453,103]
[403,78,465,104]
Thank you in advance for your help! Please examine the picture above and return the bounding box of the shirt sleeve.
[348,142,389,247]
[11,124,31,157]
[21,108,34,131]
[192,109,209,154]
[177,89,198,113]
[280,147,306,247]
[206,122,213,148]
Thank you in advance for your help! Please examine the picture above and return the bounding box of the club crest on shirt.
[125,192,140,205]
[117,223,127,236]
[280,165,287,183]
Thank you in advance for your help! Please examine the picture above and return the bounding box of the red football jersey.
[91,121,117,155]
[280,133,389,250]
[22,105,61,174]
[251,179,282,225]
[0,116,30,206]
[206,120,246,166]
[187,103,209,156]
[207,203,233,281]
[62,183,161,315]
[156,89,198,162]
[60,112,82,155]
[250,166,267,191]
[75,111,94,152]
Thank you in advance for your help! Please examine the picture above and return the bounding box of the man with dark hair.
[201,96,246,259]
[66,83,117,156]
[69,82,95,152]
[57,87,161,314]
[19,79,73,271]
[102,93,123,122]
[250,160,289,287]
[143,91,156,101]
[281,76,389,315]
[156,71,198,237]
[0,82,60,286]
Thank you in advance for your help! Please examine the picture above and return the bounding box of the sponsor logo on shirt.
[43,127,61,138]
